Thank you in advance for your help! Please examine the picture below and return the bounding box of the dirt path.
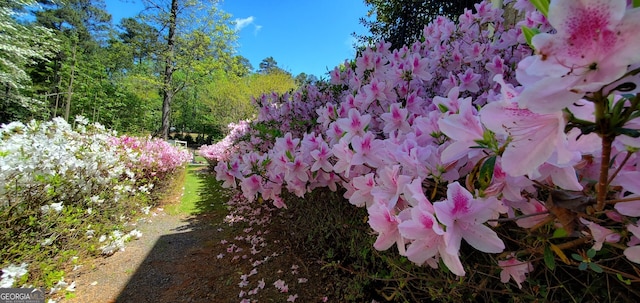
[65,209,229,303]
[62,168,332,303]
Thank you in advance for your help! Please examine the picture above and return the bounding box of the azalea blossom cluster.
[198,120,252,164]
[204,0,640,288]
[0,116,136,208]
[0,116,191,288]
[110,135,192,182]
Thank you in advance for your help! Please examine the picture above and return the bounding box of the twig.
[487,211,550,223]
[606,196,640,204]
[608,151,632,185]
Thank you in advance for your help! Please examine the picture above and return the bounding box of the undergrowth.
[283,189,640,303]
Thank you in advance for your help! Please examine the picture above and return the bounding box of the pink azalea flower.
[272,195,287,209]
[480,75,573,177]
[240,175,263,202]
[335,108,371,141]
[509,199,549,229]
[349,173,376,207]
[433,87,462,114]
[380,103,411,135]
[370,165,412,209]
[624,223,640,264]
[351,132,385,168]
[310,140,333,172]
[284,155,309,184]
[332,139,355,178]
[529,162,583,191]
[402,178,433,210]
[438,96,484,164]
[614,196,640,217]
[274,132,300,153]
[360,77,395,108]
[498,253,533,289]
[273,279,288,293]
[325,120,344,144]
[214,161,237,188]
[580,218,620,251]
[433,182,505,255]
[287,294,298,302]
[367,202,405,253]
[404,53,433,82]
[457,68,482,93]
[397,199,446,266]
[483,158,534,201]
[517,0,640,113]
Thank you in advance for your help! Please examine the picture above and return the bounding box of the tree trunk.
[64,43,77,122]
[160,0,179,140]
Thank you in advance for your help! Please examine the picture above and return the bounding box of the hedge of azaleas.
[110,135,193,184]
[198,120,252,164]
[201,0,640,289]
[0,116,191,288]
[1,116,191,209]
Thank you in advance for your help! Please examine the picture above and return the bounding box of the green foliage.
[356,0,479,49]
[529,0,549,17]
[0,0,58,122]
[194,69,297,135]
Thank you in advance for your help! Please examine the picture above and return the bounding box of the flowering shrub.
[0,116,190,289]
[0,117,134,208]
[199,120,252,165]
[210,0,640,299]
[110,135,192,183]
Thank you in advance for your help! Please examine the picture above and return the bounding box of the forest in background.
[1,0,319,142]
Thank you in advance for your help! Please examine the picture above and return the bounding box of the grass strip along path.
[64,165,333,303]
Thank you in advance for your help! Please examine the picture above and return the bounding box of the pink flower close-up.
[433,182,505,255]
[499,254,533,289]
[518,0,640,113]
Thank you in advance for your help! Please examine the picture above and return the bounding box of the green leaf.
[617,273,632,285]
[571,253,583,261]
[615,127,640,138]
[478,156,496,189]
[552,227,568,239]
[544,245,556,270]
[634,0,640,8]
[521,26,540,50]
[285,150,294,161]
[587,248,596,259]
[578,262,588,271]
[529,0,549,17]
[589,262,603,273]
[437,103,449,113]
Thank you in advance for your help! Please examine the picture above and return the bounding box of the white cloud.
[234,16,254,31]
[253,25,263,36]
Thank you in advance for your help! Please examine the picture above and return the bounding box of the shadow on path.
[114,167,238,303]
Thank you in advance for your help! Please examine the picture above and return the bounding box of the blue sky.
[105,0,370,78]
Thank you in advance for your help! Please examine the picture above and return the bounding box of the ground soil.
[61,169,334,303]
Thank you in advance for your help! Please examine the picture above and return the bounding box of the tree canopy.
[0,0,57,122]
[356,0,479,49]
[0,0,318,141]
